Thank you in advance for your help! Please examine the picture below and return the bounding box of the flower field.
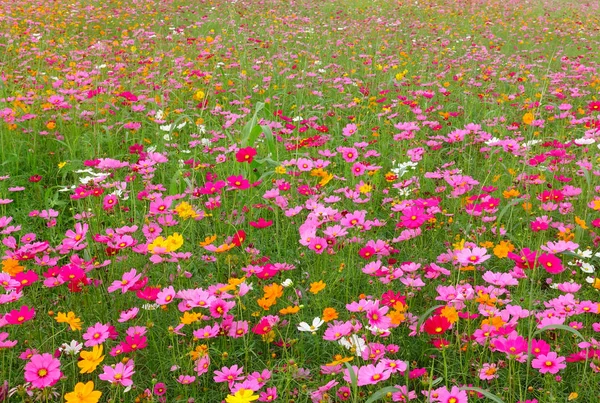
[1,0,600,401]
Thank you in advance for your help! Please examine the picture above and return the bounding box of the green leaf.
[241,102,265,147]
[261,124,277,160]
[343,362,358,391]
[365,386,402,403]
[169,170,182,195]
[246,125,263,149]
[460,387,505,403]
[496,197,525,231]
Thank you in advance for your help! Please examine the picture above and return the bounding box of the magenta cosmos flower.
[437,386,468,403]
[531,352,566,374]
[24,353,62,389]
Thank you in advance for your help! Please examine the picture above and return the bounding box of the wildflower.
[532,352,566,374]
[153,383,167,396]
[226,388,259,403]
[437,386,468,403]
[479,363,499,380]
[2,259,24,276]
[78,345,105,374]
[64,381,102,403]
[60,340,83,356]
[82,323,110,347]
[297,317,325,333]
[98,360,135,386]
[423,315,451,335]
[24,353,62,389]
[214,364,244,386]
[279,305,300,315]
[4,305,35,325]
[55,311,82,331]
[309,280,326,294]
[456,247,491,266]
[322,307,339,322]
[0,332,17,349]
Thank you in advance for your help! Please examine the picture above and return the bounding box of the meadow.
[1,0,600,401]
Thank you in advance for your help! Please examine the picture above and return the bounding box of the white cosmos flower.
[338,334,367,356]
[281,278,293,288]
[574,138,595,145]
[297,317,324,333]
[581,262,595,273]
[60,340,83,356]
[575,249,593,259]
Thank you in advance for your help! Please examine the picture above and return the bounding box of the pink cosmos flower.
[259,387,278,402]
[354,363,390,386]
[436,386,468,403]
[24,353,62,389]
[177,375,196,384]
[338,147,359,163]
[0,332,18,348]
[118,307,139,323]
[479,363,499,380]
[494,335,529,362]
[195,355,211,376]
[531,352,566,374]
[213,364,244,386]
[102,194,118,210]
[398,206,430,229]
[99,360,135,386]
[108,268,142,293]
[156,286,176,305]
[455,247,490,266]
[83,322,110,347]
[342,123,357,137]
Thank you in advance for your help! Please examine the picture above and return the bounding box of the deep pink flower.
[249,218,273,228]
[24,353,62,389]
[4,305,35,325]
[538,253,564,274]
[153,382,167,396]
[532,352,566,374]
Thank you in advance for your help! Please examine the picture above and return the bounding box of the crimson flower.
[235,147,257,163]
[423,315,451,335]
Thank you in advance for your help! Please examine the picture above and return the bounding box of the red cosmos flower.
[5,305,36,325]
[29,175,42,183]
[231,230,246,247]
[423,315,451,335]
[588,101,600,113]
[236,147,257,163]
[249,218,273,229]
